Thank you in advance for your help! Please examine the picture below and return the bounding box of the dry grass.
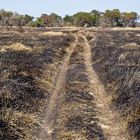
[40,31,66,36]
[136,34,140,37]
[111,27,140,31]
[57,131,87,140]
[121,43,139,49]
[0,43,32,52]
[0,108,38,139]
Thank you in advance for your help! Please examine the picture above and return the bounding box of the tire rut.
[40,32,127,140]
[39,35,78,140]
[54,34,105,140]
[80,33,127,140]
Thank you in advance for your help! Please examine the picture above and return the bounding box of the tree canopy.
[0,8,139,30]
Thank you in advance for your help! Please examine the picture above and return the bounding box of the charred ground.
[84,29,140,140]
[0,30,73,140]
[0,28,140,140]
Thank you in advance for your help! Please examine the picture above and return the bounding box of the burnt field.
[87,30,140,140]
[0,28,140,140]
[0,30,74,140]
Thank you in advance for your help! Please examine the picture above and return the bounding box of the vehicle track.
[39,34,78,140]
[54,34,105,140]
[80,33,127,140]
[40,31,127,140]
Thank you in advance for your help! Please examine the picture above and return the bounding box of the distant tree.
[0,9,13,30]
[104,9,121,26]
[38,13,62,27]
[9,13,26,32]
[121,12,139,27]
[40,14,51,27]
[32,18,45,27]
[23,14,34,26]
[63,15,73,26]
[49,13,62,27]
[90,10,100,26]
[0,9,34,31]
[0,9,139,29]
[73,12,96,27]
[99,12,112,27]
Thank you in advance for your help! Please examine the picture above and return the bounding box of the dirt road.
[39,31,127,140]
[81,34,126,140]
[39,35,78,140]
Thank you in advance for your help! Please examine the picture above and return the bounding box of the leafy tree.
[104,9,121,26]
[40,14,52,27]
[99,14,112,27]
[63,15,73,26]
[0,9,13,30]
[121,12,139,27]
[0,9,34,31]
[32,18,45,27]
[23,14,34,25]
[73,12,96,27]
[49,13,62,27]
[39,13,62,27]
[90,10,100,26]
[0,8,139,28]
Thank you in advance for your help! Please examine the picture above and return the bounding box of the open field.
[0,27,140,140]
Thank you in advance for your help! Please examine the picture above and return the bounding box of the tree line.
[0,9,139,30]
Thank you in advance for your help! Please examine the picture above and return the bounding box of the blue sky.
[0,0,140,18]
